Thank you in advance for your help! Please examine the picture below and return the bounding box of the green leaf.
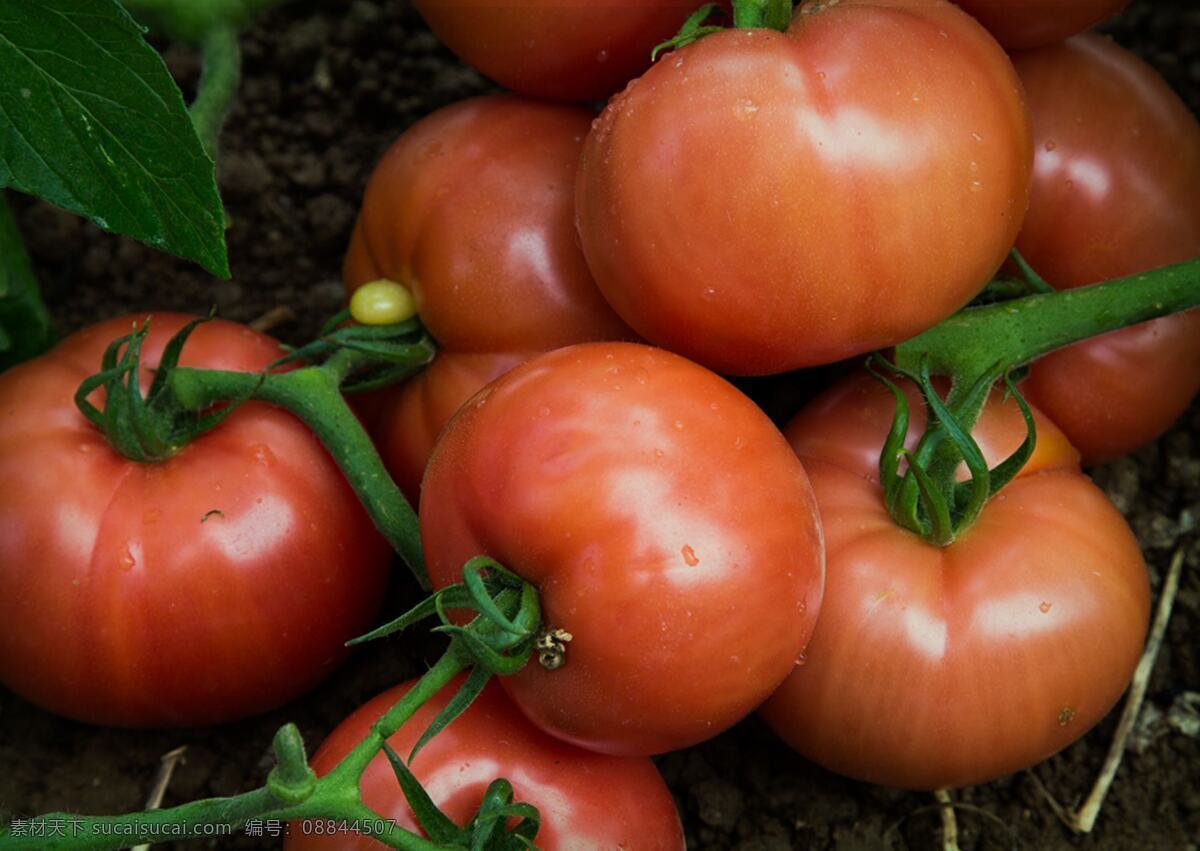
[0,0,229,277]
[0,193,53,369]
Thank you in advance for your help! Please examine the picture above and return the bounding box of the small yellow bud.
[349,279,417,326]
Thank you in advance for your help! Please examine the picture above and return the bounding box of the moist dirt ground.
[2,1,1198,848]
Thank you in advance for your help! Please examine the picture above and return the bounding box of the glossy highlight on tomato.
[576,0,1032,376]
[1013,34,1200,464]
[345,95,630,499]
[761,373,1150,789]
[411,0,715,102]
[0,314,391,726]
[420,343,824,756]
[284,677,685,850]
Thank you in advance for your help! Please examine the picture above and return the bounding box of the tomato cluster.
[3,0,1196,846]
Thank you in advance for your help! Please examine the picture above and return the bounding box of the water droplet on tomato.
[1039,601,1052,613]
[703,287,716,299]
[969,180,983,193]
[654,449,664,458]
[796,651,808,666]
[971,131,983,142]
[596,49,609,63]
[251,443,275,466]
[1043,139,1057,151]
[673,420,684,430]
[681,544,699,566]
[734,98,759,118]
[1065,179,1075,189]
[78,443,92,452]
[117,545,136,572]
[817,71,826,81]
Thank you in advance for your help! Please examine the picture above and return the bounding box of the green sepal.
[973,372,1037,500]
[903,449,953,546]
[408,664,492,763]
[651,3,726,59]
[380,742,466,845]
[463,557,535,637]
[347,584,474,646]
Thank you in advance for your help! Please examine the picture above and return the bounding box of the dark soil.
[3,1,1199,849]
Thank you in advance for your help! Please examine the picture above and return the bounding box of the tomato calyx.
[74,313,252,463]
[352,556,542,759]
[874,254,1200,544]
[75,310,435,586]
[268,307,436,395]
[652,0,787,59]
[870,355,1036,546]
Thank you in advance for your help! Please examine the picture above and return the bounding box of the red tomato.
[345,96,630,501]
[373,352,529,499]
[0,315,391,726]
[411,0,717,102]
[761,373,1150,789]
[1012,34,1200,464]
[953,0,1127,50]
[575,0,1032,376]
[419,343,824,756]
[283,677,685,850]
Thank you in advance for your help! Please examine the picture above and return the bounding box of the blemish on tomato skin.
[681,544,699,566]
[1058,706,1076,726]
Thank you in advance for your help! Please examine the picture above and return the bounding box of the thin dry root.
[1033,544,1186,834]
[248,305,296,334]
[131,745,187,851]
[934,788,960,851]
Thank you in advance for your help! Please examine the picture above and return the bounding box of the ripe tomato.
[952,0,1127,51]
[373,352,529,499]
[420,343,824,756]
[345,96,630,500]
[0,314,391,726]
[283,677,685,850]
[575,0,1032,376]
[411,1,716,102]
[760,373,1150,789]
[1012,34,1200,464]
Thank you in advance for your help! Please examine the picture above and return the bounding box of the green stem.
[895,257,1200,415]
[330,651,467,786]
[0,194,55,370]
[120,0,285,42]
[732,0,793,30]
[190,26,240,158]
[170,353,428,589]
